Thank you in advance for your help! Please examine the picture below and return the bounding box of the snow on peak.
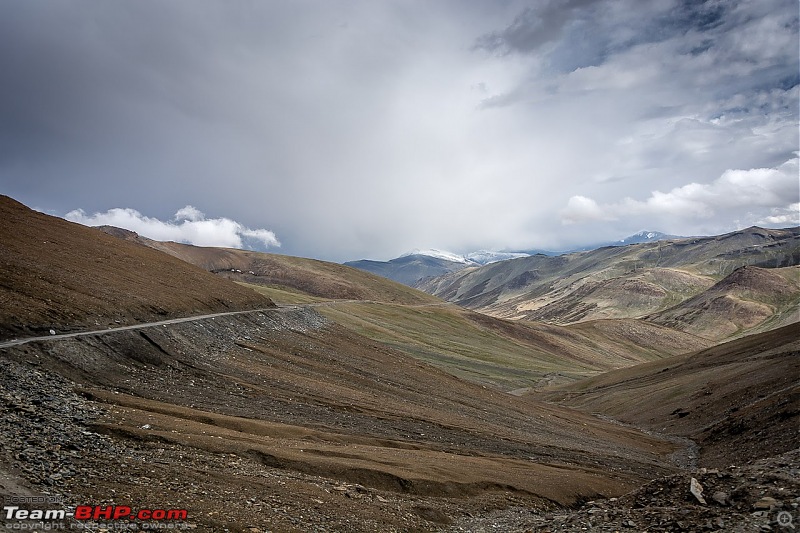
[400,249,471,264]
[399,248,531,265]
[620,230,666,243]
[466,250,530,265]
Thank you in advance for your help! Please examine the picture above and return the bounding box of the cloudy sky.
[1,0,798,261]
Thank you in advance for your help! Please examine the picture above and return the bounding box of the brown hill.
[645,265,800,340]
[0,196,272,340]
[100,228,440,305]
[416,227,800,327]
[98,230,713,390]
[540,322,800,468]
[514,267,714,323]
[112,234,713,390]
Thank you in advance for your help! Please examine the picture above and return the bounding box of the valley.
[1,195,798,532]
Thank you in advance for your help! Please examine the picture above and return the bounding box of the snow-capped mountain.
[344,252,473,286]
[533,231,684,254]
[345,248,534,286]
[618,231,680,245]
[345,233,681,286]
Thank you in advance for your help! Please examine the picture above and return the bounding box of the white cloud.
[759,203,800,225]
[65,206,280,250]
[561,157,800,225]
[560,195,614,224]
[174,205,204,222]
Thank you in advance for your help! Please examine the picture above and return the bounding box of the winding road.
[0,306,287,350]
[0,299,455,350]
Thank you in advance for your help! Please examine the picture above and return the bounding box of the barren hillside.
[0,196,694,530]
[101,227,442,305]
[540,322,800,467]
[0,196,272,340]
[2,196,796,531]
[645,265,800,340]
[98,228,712,390]
[416,228,800,336]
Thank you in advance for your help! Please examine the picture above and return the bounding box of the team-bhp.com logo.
[4,503,190,530]
[73,506,187,522]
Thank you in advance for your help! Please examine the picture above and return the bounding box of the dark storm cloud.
[473,0,602,56]
[0,1,336,235]
[0,1,797,260]
[0,3,219,207]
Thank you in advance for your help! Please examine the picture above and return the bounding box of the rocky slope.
[3,317,796,532]
[447,451,800,532]
[1,306,683,531]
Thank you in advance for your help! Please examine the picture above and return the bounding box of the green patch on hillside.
[237,282,330,305]
[319,302,602,390]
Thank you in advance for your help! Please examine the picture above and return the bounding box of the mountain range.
[345,231,681,286]
[1,194,797,531]
[415,226,800,341]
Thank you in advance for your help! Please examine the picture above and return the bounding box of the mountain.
[519,230,683,255]
[152,244,444,305]
[465,250,531,264]
[617,230,681,245]
[345,232,679,286]
[344,249,537,286]
[344,253,475,286]
[397,248,532,265]
[416,226,800,339]
[0,196,272,340]
[400,248,473,263]
[3,195,796,531]
[97,228,710,390]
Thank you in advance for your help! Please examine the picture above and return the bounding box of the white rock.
[690,477,706,504]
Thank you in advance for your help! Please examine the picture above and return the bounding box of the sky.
[1,0,798,262]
